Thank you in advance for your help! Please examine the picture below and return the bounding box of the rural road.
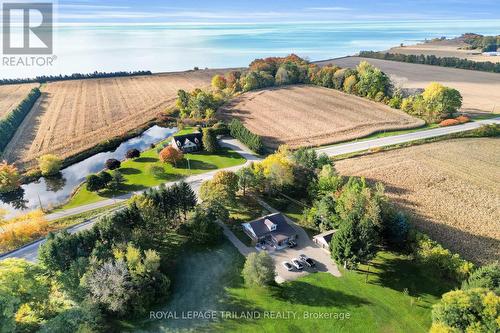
[1,119,498,262]
[316,117,500,156]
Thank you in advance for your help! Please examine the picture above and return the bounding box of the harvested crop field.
[336,138,500,265]
[218,85,424,149]
[3,69,223,168]
[0,83,38,119]
[318,56,500,114]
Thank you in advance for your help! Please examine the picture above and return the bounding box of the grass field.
[64,146,246,209]
[128,242,454,333]
[219,85,423,150]
[320,56,500,114]
[2,69,224,168]
[336,138,500,265]
[0,83,38,119]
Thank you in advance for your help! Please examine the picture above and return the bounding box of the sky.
[48,0,500,24]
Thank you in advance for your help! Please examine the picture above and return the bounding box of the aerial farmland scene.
[0,1,498,333]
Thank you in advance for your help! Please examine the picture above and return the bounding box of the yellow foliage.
[0,210,50,252]
[38,154,62,176]
[0,161,21,193]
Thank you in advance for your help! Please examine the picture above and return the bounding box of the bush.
[0,210,49,252]
[439,119,460,127]
[159,146,184,166]
[0,161,21,193]
[212,121,229,136]
[105,158,121,170]
[126,149,140,159]
[461,263,500,293]
[242,252,276,287]
[455,115,470,124]
[38,154,62,176]
[202,127,218,153]
[0,88,40,152]
[228,119,264,154]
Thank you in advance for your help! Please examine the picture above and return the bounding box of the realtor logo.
[2,2,53,54]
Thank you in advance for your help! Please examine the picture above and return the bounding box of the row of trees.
[461,33,500,52]
[210,55,461,124]
[228,119,264,154]
[0,71,152,85]
[1,182,224,332]
[359,50,500,73]
[0,87,40,152]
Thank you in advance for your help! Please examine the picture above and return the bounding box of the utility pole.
[37,193,44,213]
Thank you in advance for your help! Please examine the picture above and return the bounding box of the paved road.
[2,119,498,262]
[316,117,500,156]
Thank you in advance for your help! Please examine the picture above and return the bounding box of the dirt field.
[218,85,424,149]
[0,83,38,119]
[336,138,500,265]
[319,57,500,114]
[2,69,222,168]
[388,38,500,63]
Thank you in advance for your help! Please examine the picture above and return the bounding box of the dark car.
[282,261,293,271]
[288,240,297,248]
[299,254,315,267]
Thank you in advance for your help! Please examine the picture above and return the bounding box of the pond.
[0,126,177,217]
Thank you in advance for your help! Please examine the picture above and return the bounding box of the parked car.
[259,243,266,250]
[299,254,315,267]
[291,258,303,270]
[282,261,293,271]
[288,240,297,248]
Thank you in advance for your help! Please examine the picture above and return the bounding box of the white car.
[291,258,304,270]
[299,254,315,267]
[282,261,293,271]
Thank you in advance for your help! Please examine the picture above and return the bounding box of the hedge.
[228,119,264,154]
[0,87,41,152]
[359,51,500,73]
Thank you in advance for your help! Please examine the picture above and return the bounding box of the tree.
[236,166,257,196]
[187,204,224,245]
[125,148,140,159]
[202,127,218,153]
[86,174,105,192]
[343,75,358,94]
[462,263,500,294]
[0,161,20,193]
[242,252,276,287]
[38,154,62,176]
[108,170,125,190]
[355,61,390,99]
[211,74,227,90]
[254,146,294,192]
[199,171,239,206]
[430,288,500,332]
[421,82,463,122]
[159,146,184,166]
[105,158,121,170]
[177,181,197,220]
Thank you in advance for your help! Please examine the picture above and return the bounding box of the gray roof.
[247,213,297,239]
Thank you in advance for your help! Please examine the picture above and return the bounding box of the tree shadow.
[134,157,158,163]
[178,159,217,171]
[272,281,370,307]
[119,167,141,175]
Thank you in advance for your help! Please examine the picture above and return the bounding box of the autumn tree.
[0,161,20,193]
[159,146,184,166]
[199,171,239,206]
[253,146,294,192]
[38,154,62,176]
[211,74,227,90]
[421,82,463,122]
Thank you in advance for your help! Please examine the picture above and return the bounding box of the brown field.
[336,138,500,265]
[388,38,500,63]
[2,69,223,168]
[319,56,500,114]
[218,85,424,149]
[0,83,38,119]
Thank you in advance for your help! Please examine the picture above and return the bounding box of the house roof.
[313,230,337,245]
[247,213,297,239]
[173,132,202,149]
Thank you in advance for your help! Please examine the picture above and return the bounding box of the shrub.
[147,165,164,178]
[242,252,276,287]
[228,119,264,154]
[471,124,500,137]
[439,119,460,127]
[0,161,21,193]
[0,210,49,252]
[461,263,500,293]
[86,173,111,192]
[159,146,184,166]
[38,154,62,176]
[202,127,218,153]
[455,115,470,124]
[105,158,121,170]
[126,148,140,159]
[212,121,229,136]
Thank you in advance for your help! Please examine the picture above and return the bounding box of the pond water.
[0,126,177,218]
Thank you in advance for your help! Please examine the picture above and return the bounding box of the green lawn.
[63,146,246,209]
[124,242,455,333]
[174,126,197,136]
